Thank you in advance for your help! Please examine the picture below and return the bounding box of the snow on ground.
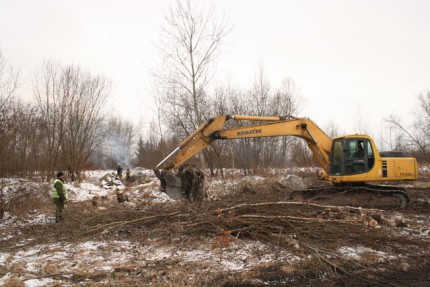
[0,238,301,287]
[67,182,110,201]
[129,185,172,203]
[0,178,46,202]
[337,246,395,262]
[0,169,161,204]
[419,165,430,172]
[207,175,266,199]
[1,166,430,285]
[0,167,314,286]
[0,164,422,206]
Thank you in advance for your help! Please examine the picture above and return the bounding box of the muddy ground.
[0,168,430,286]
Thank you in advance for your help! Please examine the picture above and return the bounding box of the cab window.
[330,138,374,176]
[345,139,366,175]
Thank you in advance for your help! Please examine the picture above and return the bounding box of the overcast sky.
[1,0,429,135]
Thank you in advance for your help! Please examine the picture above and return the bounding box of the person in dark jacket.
[52,171,67,223]
[117,165,123,179]
[153,169,167,192]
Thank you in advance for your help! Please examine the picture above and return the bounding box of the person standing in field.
[117,165,123,179]
[125,168,131,181]
[52,171,67,223]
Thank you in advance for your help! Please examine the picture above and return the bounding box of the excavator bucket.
[154,165,205,201]
[162,171,183,200]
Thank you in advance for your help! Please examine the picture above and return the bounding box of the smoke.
[85,130,135,170]
[108,134,133,168]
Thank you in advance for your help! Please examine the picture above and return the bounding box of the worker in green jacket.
[52,171,67,222]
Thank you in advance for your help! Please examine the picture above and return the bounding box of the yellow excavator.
[154,115,418,209]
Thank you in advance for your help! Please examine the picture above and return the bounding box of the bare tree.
[234,75,304,171]
[380,118,409,151]
[4,103,45,176]
[152,0,230,171]
[271,78,302,116]
[0,51,19,175]
[156,0,230,135]
[33,61,68,179]
[385,91,430,162]
[61,66,111,175]
[270,78,303,167]
[353,107,372,135]
[385,115,425,155]
[34,62,111,179]
[251,65,271,116]
[324,120,342,139]
[289,140,313,167]
[415,90,430,152]
[204,85,237,176]
[149,82,169,159]
[241,65,272,171]
[217,73,304,172]
[0,51,18,111]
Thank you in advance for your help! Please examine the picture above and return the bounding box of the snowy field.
[1,167,430,286]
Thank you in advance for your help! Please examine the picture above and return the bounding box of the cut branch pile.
[53,189,400,285]
[2,181,428,286]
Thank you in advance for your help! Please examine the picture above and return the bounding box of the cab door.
[344,139,367,175]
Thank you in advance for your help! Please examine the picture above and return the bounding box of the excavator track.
[290,184,409,209]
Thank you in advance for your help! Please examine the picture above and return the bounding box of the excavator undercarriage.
[290,184,409,209]
[160,168,409,209]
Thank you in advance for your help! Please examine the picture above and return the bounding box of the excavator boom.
[157,115,332,175]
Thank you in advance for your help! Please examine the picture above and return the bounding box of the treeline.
[0,56,135,179]
[0,50,312,179]
[1,50,430,180]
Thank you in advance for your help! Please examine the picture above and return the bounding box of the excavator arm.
[156,115,333,175]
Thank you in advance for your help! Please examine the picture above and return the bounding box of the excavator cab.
[328,136,417,184]
[329,137,375,177]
